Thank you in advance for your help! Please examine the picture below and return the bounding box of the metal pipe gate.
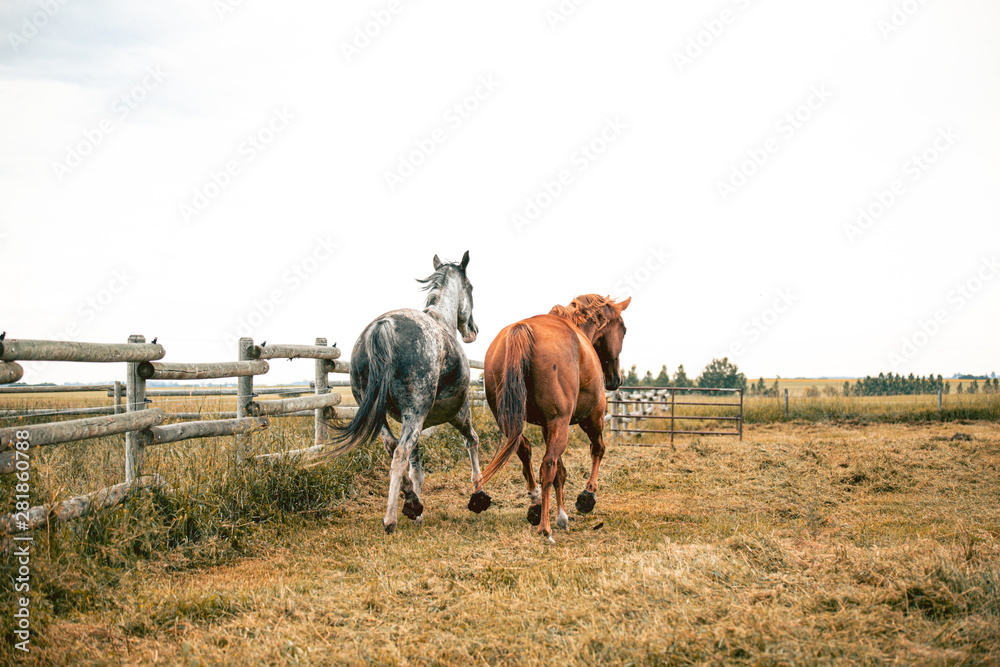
[607,386,743,447]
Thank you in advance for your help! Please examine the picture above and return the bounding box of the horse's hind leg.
[518,436,542,526]
[384,415,424,534]
[449,403,492,514]
[403,441,425,523]
[380,425,416,500]
[554,457,569,530]
[538,416,570,541]
[576,413,606,514]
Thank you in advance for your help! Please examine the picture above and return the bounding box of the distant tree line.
[623,365,1000,397]
[842,373,999,396]
[623,358,746,390]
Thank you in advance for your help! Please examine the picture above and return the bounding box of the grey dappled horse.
[319,252,492,533]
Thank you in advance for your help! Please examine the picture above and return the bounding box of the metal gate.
[607,386,743,447]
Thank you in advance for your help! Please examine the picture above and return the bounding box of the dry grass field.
[1,401,997,665]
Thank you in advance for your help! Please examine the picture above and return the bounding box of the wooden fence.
[608,386,743,448]
[0,335,485,537]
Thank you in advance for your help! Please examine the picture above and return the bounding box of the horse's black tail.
[315,319,395,461]
[475,323,533,490]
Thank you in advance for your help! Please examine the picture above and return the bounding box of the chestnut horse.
[474,295,630,541]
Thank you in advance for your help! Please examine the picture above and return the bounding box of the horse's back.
[485,314,604,424]
[351,309,469,426]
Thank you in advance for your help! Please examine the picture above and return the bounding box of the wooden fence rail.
[0,339,165,363]
[0,333,485,537]
[0,409,167,451]
[138,360,270,381]
[0,383,115,393]
[0,362,23,384]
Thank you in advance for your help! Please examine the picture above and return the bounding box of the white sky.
[2,0,998,385]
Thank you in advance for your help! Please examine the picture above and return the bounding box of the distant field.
[756,377,980,398]
[0,385,358,415]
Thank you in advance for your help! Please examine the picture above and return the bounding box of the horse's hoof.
[527,504,542,526]
[384,522,396,535]
[468,490,492,514]
[575,490,596,514]
[402,496,424,520]
[555,511,569,530]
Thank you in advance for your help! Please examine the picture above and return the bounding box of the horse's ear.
[433,255,443,270]
[461,250,470,270]
[618,297,632,311]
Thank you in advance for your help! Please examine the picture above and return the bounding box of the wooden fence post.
[783,388,789,419]
[236,337,254,462]
[314,337,330,448]
[113,380,123,414]
[125,335,148,483]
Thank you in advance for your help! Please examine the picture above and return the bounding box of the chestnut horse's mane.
[549,294,620,331]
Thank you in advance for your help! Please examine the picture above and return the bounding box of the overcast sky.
[2,0,998,385]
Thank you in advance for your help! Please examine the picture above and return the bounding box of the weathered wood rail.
[0,335,486,536]
[0,362,24,384]
[0,339,165,363]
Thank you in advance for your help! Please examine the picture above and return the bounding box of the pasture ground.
[12,420,999,666]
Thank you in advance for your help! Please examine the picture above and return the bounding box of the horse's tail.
[319,319,395,460]
[476,323,533,490]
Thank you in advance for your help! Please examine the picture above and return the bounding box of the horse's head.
[562,294,631,391]
[593,297,630,390]
[424,251,478,343]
